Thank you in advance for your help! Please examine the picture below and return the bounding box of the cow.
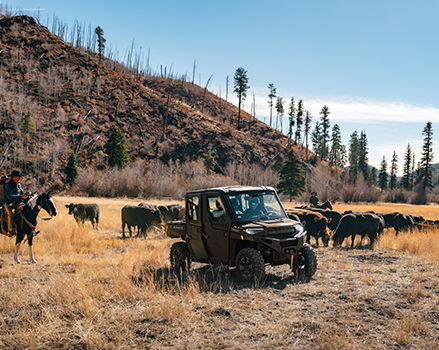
[376,212,414,234]
[138,202,158,210]
[287,209,331,247]
[332,212,381,248]
[305,208,342,231]
[121,205,162,238]
[158,204,183,223]
[66,203,99,229]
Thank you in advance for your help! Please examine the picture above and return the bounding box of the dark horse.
[316,200,333,210]
[13,192,57,264]
[296,200,333,210]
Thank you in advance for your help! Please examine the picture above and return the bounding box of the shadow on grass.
[133,264,309,294]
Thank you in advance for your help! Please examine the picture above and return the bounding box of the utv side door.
[185,194,209,263]
[202,193,231,264]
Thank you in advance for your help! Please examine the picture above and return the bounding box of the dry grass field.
[0,197,438,349]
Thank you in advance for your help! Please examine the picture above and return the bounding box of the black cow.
[158,204,183,223]
[121,205,162,238]
[138,202,158,210]
[66,203,99,229]
[377,212,414,234]
[332,213,381,248]
[306,208,342,231]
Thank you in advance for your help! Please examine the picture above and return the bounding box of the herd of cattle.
[286,206,439,248]
[65,202,182,237]
[65,201,438,247]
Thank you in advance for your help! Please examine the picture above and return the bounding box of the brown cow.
[287,209,331,247]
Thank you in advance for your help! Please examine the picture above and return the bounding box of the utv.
[166,186,317,282]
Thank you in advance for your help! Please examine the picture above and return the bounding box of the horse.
[316,200,333,210]
[13,191,57,263]
[295,200,333,211]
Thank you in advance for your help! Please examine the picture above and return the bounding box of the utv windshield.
[227,191,287,222]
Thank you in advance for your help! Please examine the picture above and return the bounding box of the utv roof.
[186,186,276,196]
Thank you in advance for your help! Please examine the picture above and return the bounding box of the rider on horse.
[3,170,29,233]
[309,192,320,208]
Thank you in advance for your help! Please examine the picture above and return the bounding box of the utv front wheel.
[170,242,191,272]
[235,248,265,282]
[293,243,317,281]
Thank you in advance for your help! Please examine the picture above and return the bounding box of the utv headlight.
[293,224,306,238]
[243,228,265,235]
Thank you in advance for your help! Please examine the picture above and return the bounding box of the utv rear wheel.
[170,242,191,272]
[235,248,265,282]
[293,243,317,281]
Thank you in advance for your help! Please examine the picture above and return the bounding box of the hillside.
[0,15,308,189]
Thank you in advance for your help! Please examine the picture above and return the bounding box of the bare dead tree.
[201,74,213,114]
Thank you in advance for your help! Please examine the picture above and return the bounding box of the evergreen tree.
[329,124,346,168]
[304,110,311,160]
[204,150,216,172]
[287,97,296,146]
[410,153,416,190]
[348,131,360,182]
[417,121,434,190]
[378,156,388,191]
[95,26,106,64]
[233,67,250,129]
[295,99,304,144]
[358,131,370,183]
[311,121,322,158]
[275,97,284,132]
[319,105,330,160]
[104,124,131,169]
[401,144,412,190]
[389,151,398,189]
[267,83,276,128]
[64,152,78,186]
[277,149,306,202]
[23,112,36,140]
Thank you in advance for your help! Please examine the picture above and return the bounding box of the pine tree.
[104,124,131,169]
[275,97,284,132]
[64,152,78,186]
[319,105,330,160]
[277,149,306,202]
[401,144,412,190]
[267,83,276,128]
[233,67,250,129]
[378,156,388,191]
[389,151,398,189]
[358,131,370,183]
[348,131,360,182]
[311,121,322,158]
[304,110,311,160]
[410,153,416,190]
[295,100,304,144]
[417,121,434,191]
[287,97,296,147]
[329,124,346,167]
[95,26,106,64]
[23,112,36,140]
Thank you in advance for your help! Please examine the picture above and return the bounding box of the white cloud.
[229,93,439,124]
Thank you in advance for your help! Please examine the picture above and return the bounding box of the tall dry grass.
[0,196,202,348]
[0,196,438,348]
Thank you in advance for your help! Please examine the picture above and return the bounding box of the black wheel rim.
[239,256,252,278]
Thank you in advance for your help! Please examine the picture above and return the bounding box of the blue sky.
[2,0,438,172]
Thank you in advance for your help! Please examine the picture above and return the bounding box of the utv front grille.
[265,227,297,239]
